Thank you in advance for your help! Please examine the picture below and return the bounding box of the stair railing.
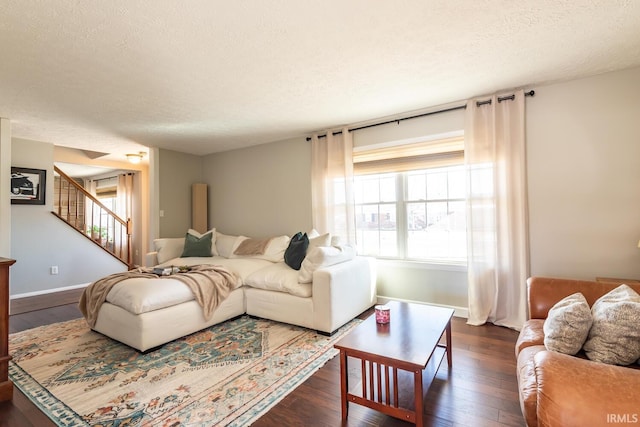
[52,166,132,268]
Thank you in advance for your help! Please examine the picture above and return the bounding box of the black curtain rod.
[306,89,535,141]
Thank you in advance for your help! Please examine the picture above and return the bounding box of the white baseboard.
[10,283,89,300]
[9,283,90,315]
[376,295,469,318]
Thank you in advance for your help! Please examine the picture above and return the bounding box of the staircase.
[52,165,132,268]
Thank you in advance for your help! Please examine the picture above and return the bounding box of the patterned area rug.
[9,315,359,426]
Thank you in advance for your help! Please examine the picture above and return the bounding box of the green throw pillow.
[181,232,212,257]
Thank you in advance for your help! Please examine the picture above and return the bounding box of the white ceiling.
[2,1,640,161]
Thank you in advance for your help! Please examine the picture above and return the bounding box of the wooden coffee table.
[334,301,454,425]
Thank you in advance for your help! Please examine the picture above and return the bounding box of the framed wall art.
[10,167,46,205]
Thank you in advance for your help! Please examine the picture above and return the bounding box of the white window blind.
[353,136,464,174]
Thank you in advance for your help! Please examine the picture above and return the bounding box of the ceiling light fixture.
[126,152,145,164]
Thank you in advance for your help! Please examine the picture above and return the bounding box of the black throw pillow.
[284,232,309,270]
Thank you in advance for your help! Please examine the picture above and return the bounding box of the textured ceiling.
[1,1,640,160]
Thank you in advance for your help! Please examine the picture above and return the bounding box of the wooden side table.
[0,257,15,402]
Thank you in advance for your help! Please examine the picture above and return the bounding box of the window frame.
[353,135,467,267]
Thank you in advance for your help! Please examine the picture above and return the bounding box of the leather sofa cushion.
[517,345,545,427]
[535,350,640,427]
[527,277,640,319]
[515,319,544,356]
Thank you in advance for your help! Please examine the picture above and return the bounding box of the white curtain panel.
[115,173,134,255]
[116,173,133,221]
[465,90,529,330]
[310,127,356,245]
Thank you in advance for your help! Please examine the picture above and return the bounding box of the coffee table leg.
[339,349,349,419]
[414,369,423,426]
[446,320,452,368]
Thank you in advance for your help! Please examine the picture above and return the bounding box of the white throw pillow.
[307,232,331,251]
[583,284,640,365]
[216,232,245,258]
[245,263,312,297]
[154,238,185,264]
[298,245,356,283]
[543,292,592,355]
[330,235,343,247]
[187,228,218,256]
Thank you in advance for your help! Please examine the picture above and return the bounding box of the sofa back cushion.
[527,277,640,319]
[216,232,245,258]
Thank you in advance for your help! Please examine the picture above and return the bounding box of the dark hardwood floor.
[1,304,525,426]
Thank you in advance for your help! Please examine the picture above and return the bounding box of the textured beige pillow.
[543,292,592,355]
[233,237,272,256]
[253,235,290,262]
[583,284,640,365]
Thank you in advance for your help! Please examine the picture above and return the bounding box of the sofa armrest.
[311,256,376,334]
[145,251,158,267]
[535,350,640,427]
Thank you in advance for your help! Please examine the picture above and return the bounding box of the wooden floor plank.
[1,304,525,426]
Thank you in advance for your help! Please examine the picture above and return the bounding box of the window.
[92,177,118,244]
[353,136,466,264]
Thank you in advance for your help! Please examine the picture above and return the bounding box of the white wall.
[527,67,640,280]
[158,149,204,237]
[10,138,125,296]
[202,137,312,238]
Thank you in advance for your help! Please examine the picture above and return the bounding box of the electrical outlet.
[50,266,59,275]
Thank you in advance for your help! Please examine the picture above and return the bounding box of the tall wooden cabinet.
[0,257,15,401]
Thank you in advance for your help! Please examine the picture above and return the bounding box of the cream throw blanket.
[79,265,239,328]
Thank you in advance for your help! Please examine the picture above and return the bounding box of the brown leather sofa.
[515,277,640,427]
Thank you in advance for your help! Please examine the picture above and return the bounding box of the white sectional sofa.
[91,229,377,351]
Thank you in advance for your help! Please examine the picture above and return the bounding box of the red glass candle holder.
[375,305,390,324]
